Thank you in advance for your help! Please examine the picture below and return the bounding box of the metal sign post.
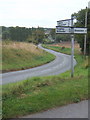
[71,17,74,77]
[71,34,74,77]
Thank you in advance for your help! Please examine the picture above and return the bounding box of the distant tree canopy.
[72,8,90,55]
[56,34,71,43]
[2,26,31,41]
[2,26,45,44]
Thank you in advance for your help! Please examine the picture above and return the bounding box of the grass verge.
[42,44,71,54]
[42,44,80,55]
[2,44,89,118]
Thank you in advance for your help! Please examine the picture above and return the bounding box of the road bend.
[1,44,77,84]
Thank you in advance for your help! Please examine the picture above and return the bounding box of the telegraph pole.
[84,7,88,56]
[71,16,74,77]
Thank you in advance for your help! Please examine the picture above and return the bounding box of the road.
[1,44,77,84]
[21,100,88,118]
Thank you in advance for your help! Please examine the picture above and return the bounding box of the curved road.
[1,44,76,84]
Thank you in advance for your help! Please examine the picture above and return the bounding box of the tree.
[2,26,10,40]
[72,8,90,55]
[56,34,71,43]
[50,29,56,40]
[33,27,45,44]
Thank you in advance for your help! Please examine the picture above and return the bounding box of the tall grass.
[2,41,55,72]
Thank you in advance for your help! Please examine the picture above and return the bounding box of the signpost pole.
[71,16,74,77]
[71,34,74,77]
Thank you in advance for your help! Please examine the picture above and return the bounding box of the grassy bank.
[2,41,55,72]
[2,44,89,118]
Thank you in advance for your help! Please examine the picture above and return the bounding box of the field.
[50,41,80,50]
[2,42,89,118]
[2,41,55,72]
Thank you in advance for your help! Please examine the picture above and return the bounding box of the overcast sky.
[0,0,89,28]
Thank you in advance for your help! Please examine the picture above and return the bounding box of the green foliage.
[72,8,90,55]
[31,27,45,44]
[50,29,56,39]
[26,35,37,44]
[43,38,55,44]
[2,26,32,41]
[56,34,71,43]
[2,26,45,44]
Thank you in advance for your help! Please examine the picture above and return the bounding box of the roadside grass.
[2,44,89,118]
[42,44,71,55]
[42,44,79,55]
[2,41,55,72]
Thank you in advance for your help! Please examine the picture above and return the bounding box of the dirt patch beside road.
[50,41,80,50]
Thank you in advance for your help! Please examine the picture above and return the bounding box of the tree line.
[2,26,46,44]
[1,25,72,44]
